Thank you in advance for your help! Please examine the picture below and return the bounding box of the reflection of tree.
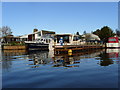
[2,50,27,70]
[98,52,113,66]
[2,56,12,71]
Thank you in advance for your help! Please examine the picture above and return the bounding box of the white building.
[19,29,55,41]
[82,33,100,41]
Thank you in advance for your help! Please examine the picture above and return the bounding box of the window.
[109,39,116,41]
[38,32,41,36]
[73,36,79,41]
[63,36,69,43]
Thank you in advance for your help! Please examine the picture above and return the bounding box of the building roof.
[19,34,28,38]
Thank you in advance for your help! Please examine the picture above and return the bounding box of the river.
[1,49,120,88]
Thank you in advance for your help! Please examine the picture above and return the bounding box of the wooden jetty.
[54,45,104,55]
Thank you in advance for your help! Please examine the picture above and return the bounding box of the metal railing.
[25,38,52,44]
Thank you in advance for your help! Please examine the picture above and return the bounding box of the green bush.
[5,42,25,46]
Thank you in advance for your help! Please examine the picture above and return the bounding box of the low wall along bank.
[3,45,27,50]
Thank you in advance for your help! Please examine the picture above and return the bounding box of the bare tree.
[0,26,12,37]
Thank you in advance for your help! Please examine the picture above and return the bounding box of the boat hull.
[26,43,49,51]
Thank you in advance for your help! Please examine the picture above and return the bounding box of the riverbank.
[2,45,27,50]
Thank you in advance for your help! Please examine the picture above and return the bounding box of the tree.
[93,26,115,43]
[93,29,101,35]
[76,32,82,39]
[0,26,12,37]
[0,26,13,43]
[76,32,80,35]
[83,31,87,35]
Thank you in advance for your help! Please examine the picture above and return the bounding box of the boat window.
[63,36,69,43]
[57,36,61,43]
[109,39,116,41]
[56,35,69,43]
[54,38,56,42]
[73,36,79,41]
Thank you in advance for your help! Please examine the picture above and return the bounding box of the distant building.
[0,35,21,43]
[82,33,100,41]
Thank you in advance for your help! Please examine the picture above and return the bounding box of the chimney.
[33,29,38,33]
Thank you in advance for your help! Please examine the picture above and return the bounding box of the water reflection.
[97,49,120,66]
[97,52,114,66]
[2,50,27,71]
[27,51,52,68]
[106,49,120,59]
[52,49,104,68]
[2,49,120,70]
[52,55,80,67]
[3,50,27,56]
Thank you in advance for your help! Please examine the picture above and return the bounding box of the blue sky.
[2,2,118,36]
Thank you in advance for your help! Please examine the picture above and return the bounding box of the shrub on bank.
[4,41,25,46]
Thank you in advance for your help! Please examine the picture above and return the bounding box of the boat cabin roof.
[54,34,79,37]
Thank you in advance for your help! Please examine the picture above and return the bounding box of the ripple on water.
[2,49,119,88]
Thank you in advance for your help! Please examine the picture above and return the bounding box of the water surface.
[1,49,119,88]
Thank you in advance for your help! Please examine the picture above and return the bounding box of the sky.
[1,0,120,2]
[2,2,118,36]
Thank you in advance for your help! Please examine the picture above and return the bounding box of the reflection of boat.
[97,49,120,66]
[106,37,120,48]
[106,49,120,58]
[27,51,52,66]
